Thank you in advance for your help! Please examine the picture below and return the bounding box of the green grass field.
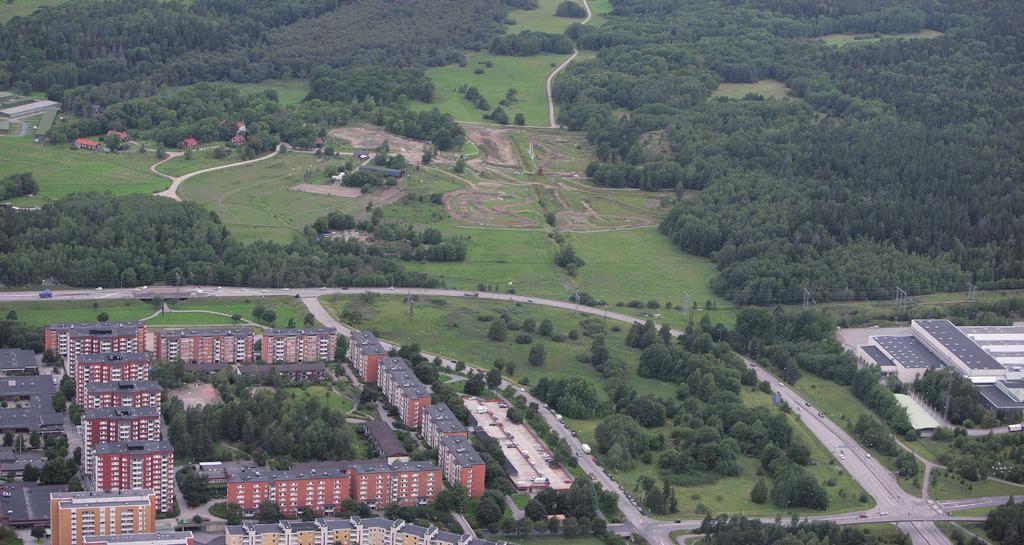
[0,299,158,327]
[0,0,65,22]
[178,152,366,243]
[322,294,675,399]
[284,384,353,414]
[593,388,871,520]
[158,296,314,329]
[949,506,996,517]
[929,471,1024,501]
[586,0,613,27]
[0,137,168,200]
[416,52,565,126]
[156,147,247,177]
[711,80,792,100]
[214,79,310,107]
[815,29,944,47]
[404,227,732,324]
[506,0,585,34]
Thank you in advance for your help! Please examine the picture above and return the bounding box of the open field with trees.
[0,137,167,201]
[155,147,253,177]
[0,299,157,328]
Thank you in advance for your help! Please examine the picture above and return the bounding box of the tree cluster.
[0,173,39,201]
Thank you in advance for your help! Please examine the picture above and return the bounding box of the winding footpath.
[2,286,1010,545]
[545,0,592,128]
[152,144,281,201]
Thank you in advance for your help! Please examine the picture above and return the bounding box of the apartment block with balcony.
[81,408,161,474]
[226,466,351,517]
[83,381,161,411]
[49,490,156,545]
[261,329,336,363]
[45,323,146,375]
[76,354,151,404]
[420,405,467,450]
[377,359,431,429]
[348,331,387,383]
[225,517,506,545]
[156,328,254,364]
[437,437,485,498]
[94,442,174,513]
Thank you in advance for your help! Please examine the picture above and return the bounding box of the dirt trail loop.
[153,146,280,201]
[546,0,592,127]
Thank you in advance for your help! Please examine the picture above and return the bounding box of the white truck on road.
[581,443,592,455]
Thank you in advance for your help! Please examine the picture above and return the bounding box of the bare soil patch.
[170,382,223,408]
[464,125,519,168]
[291,183,362,197]
[329,124,433,159]
[445,188,540,228]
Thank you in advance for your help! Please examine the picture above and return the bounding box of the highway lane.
[3,286,996,544]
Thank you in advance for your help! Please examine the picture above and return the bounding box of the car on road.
[388,286,395,290]
[804,401,810,406]
[282,287,290,291]
[880,511,889,516]
[95,287,103,291]
[858,514,869,519]
[865,453,872,458]
[818,411,825,417]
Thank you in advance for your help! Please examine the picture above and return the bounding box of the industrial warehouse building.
[857,319,1024,410]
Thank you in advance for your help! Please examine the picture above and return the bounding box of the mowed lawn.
[0,299,157,328]
[0,137,168,200]
[929,470,1024,501]
[406,226,731,324]
[153,296,314,329]
[0,0,66,22]
[322,294,676,399]
[156,147,249,177]
[712,80,792,100]
[178,153,367,243]
[417,52,565,126]
[214,79,310,107]
[586,0,613,27]
[506,0,585,34]
[283,385,353,415]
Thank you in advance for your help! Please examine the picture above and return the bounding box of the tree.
[222,503,243,525]
[486,368,502,389]
[5,310,16,320]
[96,312,109,322]
[528,343,546,366]
[303,313,316,326]
[52,390,67,412]
[31,528,46,540]
[22,463,40,482]
[455,156,467,173]
[464,373,486,395]
[435,485,469,512]
[487,320,507,342]
[421,149,433,165]
[750,478,768,504]
[539,319,553,336]
[525,498,547,521]
[476,497,503,526]
[256,501,283,523]
[156,144,167,159]
[514,113,526,126]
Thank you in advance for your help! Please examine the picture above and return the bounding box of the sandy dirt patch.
[444,188,539,228]
[464,125,519,169]
[291,184,363,198]
[329,124,432,159]
[170,383,223,408]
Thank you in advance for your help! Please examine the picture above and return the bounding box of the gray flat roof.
[379,358,431,399]
[961,325,1024,335]
[265,327,335,335]
[95,440,172,455]
[860,345,895,367]
[78,353,150,364]
[87,380,160,394]
[236,363,326,375]
[83,406,160,419]
[363,420,408,458]
[0,482,67,524]
[915,319,1005,370]
[352,331,386,355]
[978,385,1024,410]
[84,532,193,545]
[0,349,35,370]
[440,436,484,467]
[424,404,466,434]
[228,464,351,483]
[52,489,153,506]
[0,376,60,432]
[159,328,252,338]
[0,375,56,396]
[874,336,944,369]
[348,460,439,474]
[48,322,143,337]
[0,100,59,116]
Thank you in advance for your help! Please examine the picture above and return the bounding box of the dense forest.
[0,193,440,288]
[553,0,1024,303]
[0,0,506,94]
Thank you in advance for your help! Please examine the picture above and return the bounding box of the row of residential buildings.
[45,322,337,366]
[225,517,507,545]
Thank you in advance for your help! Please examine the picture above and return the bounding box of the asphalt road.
[6,285,1007,545]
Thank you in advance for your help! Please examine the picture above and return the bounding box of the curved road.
[545,0,592,127]
[153,145,281,201]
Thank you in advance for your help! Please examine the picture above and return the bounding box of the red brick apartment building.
[83,381,161,410]
[377,358,431,429]
[420,404,468,450]
[156,328,254,364]
[81,407,161,474]
[227,460,442,515]
[45,322,146,374]
[438,436,486,498]
[226,466,351,516]
[348,331,388,382]
[94,441,175,513]
[260,328,336,363]
[75,353,151,403]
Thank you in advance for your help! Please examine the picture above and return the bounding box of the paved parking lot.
[463,396,573,491]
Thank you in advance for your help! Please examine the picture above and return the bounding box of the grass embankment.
[323,294,675,399]
[0,299,157,327]
[929,470,1024,501]
[156,147,251,177]
[0,137,168,202]
[153,296,314,328]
